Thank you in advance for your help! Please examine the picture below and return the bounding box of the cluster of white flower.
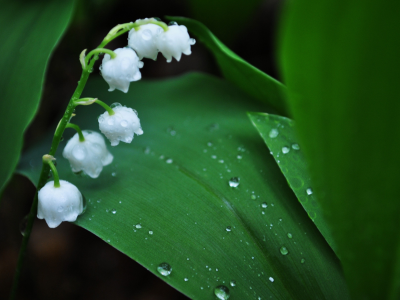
[38,18,195,228]
[101,20,195,93]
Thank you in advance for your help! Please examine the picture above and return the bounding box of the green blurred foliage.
[0,0,75,192]
[280,0,400,298]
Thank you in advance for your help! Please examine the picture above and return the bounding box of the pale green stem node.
[42,155,60,187]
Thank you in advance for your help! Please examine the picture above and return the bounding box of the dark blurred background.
[0,0,283,298]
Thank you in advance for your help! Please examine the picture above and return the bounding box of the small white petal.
[155,25,195,62]
[100,48,142,93]
[38,180,83,228]
[128,24,163,60]
[98,105,143,146]
[63,131,113,178]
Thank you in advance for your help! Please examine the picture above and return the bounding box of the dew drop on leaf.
[280,246,289,255]
[226,226,232,232]
[230,280,236,287]
[306,188,313,195]
[282,146,290,154]
[157,263,172,276]
[269,128,279,138]
[228,177,240,187]
[214,285,230,300]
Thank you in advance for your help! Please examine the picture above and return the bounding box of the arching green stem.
[95,99,115,115]
[66,123,85,142]
[10,20,128,300]
[85,48,116,67]
[102,18,168,45]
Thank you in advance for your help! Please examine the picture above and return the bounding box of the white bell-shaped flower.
[98,103,143,146]
[63,130,113,178]
[38,180,83,228]
[155,24,196,62]
[128,24,163,60]
[100,47,144,93]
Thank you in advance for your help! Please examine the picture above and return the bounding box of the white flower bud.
[98,103,143,146]
[155,24,196,63]
[100,48,144,93]
[62,131,113,178]
[128,24,163,60]
[38,180,83,228]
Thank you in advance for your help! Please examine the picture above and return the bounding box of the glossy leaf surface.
[167,17,288,116]
[0,0,74,191]
[280,0,400,298]
[248,112,336,253]
[18,73,348,299]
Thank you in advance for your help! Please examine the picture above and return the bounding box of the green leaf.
[248,112,336,253]
[18,73,349,299]
[186,0,263,43]
[167,16,288,116]
[280,0,400,299]
[0,0,75,191]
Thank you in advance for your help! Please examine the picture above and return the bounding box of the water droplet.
[306,188,313,195]
[218,159,224,163]
[301,258,305,264]
[112,172,117,177]
[144,147,151,154]
[251,195,257,200]
[269,129,279,138]
[157,263,172,276]
[287,233,293,239]
[269,277,274,282]
[214,285,230,300]
[237,155,242,160]
[97,199,102,203]
[226,226,232,232]
[292,143,300,150]
[135,223,142,229]
[19,214,29,236]
[282,146,290,154]
[211,155,217,159]
[280,246,289,255]
[261,202,267,208]
[230,280,236,287]
[228,177,240,188]
[111,209,117,214]
[121,120,128,127]
[166,158,173,164]
[184,278,189,281]
[168,21,178,26]
[110,102,122,109]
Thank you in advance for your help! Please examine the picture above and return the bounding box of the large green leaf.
[248,112,336,253]
[167,17,288,116]
[18,73,348,299]
[280,0,400,299]
[0,0,75,192]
